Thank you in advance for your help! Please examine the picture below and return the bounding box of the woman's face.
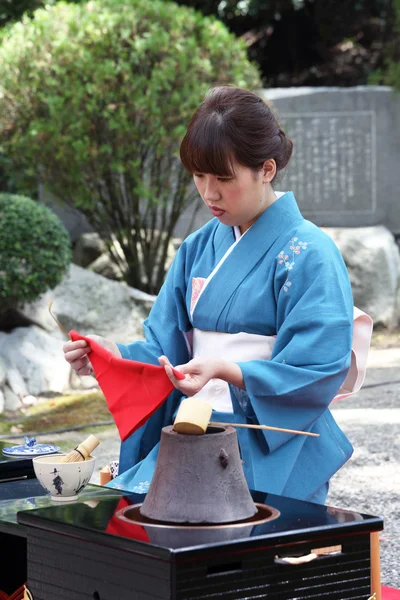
[193,160,276,233]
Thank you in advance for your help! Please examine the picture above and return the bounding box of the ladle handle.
[209,422,320,438]
[48,300,71,340]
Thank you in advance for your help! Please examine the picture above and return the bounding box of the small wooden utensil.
[59,435,100,463]
[173,398,319,437]
[99,465,112,485]
[48,299,71,340]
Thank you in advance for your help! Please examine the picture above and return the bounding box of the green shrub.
[0,0,261,293]
[0,194,71,314]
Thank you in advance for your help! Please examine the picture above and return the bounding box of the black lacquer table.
[0,478,383,600]
[0,477,118,595]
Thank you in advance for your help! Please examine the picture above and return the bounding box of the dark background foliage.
[173,0,397,87]
[1,0,397,87]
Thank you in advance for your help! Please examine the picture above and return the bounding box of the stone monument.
[262,86,400,233]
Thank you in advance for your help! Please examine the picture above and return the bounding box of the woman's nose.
[204,181,220,202]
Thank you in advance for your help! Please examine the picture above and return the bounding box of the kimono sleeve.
[235,236,353,454]
[116,244,191,368]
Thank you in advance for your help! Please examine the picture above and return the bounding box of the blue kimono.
[107,192,354,503]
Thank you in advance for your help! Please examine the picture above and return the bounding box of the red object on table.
[382,587,400,599]
[69,331,185,441]
[106,497,150,543]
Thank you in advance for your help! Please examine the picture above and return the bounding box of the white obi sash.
[191,329,276,412]
[191,307,373,413]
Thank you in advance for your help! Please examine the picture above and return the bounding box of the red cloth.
[105,497,150,543]
[382,587,400,599]
[70,330,185,441]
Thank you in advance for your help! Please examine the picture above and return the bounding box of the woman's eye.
[194,173,204,178]
[217,178,233,183]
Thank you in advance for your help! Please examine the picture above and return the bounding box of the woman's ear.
[262,159,276,183]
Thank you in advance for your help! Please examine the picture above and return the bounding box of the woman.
[64,87,356,504]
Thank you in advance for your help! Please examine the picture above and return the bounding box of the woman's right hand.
[63,335,121,376]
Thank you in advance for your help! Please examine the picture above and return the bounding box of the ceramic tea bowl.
[33,455,96,502]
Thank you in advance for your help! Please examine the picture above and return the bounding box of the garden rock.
[6,366,28,397]
[72,232,107,268]
[21,395,38,406]
[3,385,21,412]
[0,326,70,397]
[324,226,400,328]
[21,264,152,344]
[88,252,123,281]
[0,357,6,388]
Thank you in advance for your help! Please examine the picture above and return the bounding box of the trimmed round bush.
[0,194,71,314]
[0,0,261,293]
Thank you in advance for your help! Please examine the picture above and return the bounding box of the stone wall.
[263,86,400,233]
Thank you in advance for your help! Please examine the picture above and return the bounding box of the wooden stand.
[370,531,381,600]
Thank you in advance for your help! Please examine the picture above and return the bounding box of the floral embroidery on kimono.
[109,479,151,493]
[131,480,151,494]
[277,237,311,292]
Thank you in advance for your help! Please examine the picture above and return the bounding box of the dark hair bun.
[275,128,293,172]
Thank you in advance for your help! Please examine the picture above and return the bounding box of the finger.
[63,340,89,353]
[76,363,94,376]
[163,364,181,380]
[164,365,174,379]
[171,367,186,381]
[162,362,190,380]
[163,364,185,383]
[158,356,186,382]
[158,355,173,367]
[71,356,92,373]
[64,347,90,364]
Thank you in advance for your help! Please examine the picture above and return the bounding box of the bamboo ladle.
[48,299,71,339]
[173,398,319,438]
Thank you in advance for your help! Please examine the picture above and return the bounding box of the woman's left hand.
[158,355,219,396]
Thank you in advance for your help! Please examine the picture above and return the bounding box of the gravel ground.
[32,346,400,589]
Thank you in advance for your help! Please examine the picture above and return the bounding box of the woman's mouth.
[209,206,225,217]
